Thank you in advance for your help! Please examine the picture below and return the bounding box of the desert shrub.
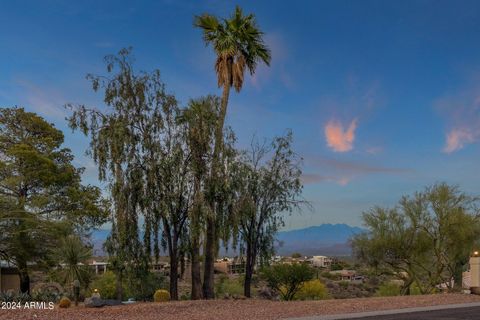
[88,271,119,299]
[180,293,190,300]
[295,279,329,300]
[0,292,31,303]
[261,263,314,301]
[126,272,165,301]
[375,282,401,297]
[31,289,62,303]
[59,297,71,308]
[215,275,244,298]
[153,289,170,302]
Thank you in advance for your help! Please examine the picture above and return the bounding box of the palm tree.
[194,6,271,299]
[55,235,93,289]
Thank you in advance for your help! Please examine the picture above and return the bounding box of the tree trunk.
[190,237,203,299]
[169,252,179,301]
[203,217,216,299]
[18,262,30,294]
[244,241,255,298]
[180,253,185,280]
[116,270,123,300]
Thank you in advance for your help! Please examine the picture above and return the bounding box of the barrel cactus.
[59,297,71,308]
[153,289,170,302]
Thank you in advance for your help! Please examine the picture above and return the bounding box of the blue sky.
[1,0,480,229]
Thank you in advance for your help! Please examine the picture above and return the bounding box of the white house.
[309,256,332,268]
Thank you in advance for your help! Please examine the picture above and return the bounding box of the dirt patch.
[1,294,480,320]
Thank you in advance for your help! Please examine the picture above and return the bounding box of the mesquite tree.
[352,183,480,294]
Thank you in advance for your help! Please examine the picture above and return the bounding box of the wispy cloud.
[443,128,476,153]
[436,79,480,153]
[324,118,358,152]
[14,79,68,120]
[301,173,350,186]
[302,155,411,186]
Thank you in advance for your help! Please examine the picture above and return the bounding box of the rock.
[84,297,105,308]
[104,299,122,306]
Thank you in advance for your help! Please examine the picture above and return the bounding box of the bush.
[375,282,401,297]
[59,297,71,308]
[261,263,314,301]
[153,289,170,302]
[126,271,165,301]
[0,292,31,303]
[215,275,244,298]
[89,271,118,299]
[295,280,329,300]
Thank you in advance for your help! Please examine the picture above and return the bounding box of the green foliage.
[0,107,108,292]
[295,279,329,300]
[194,5,271,92]
[89,271,119,300]
[215,275,244,298]
[59,297,71,308]
[261,263,314,301]
[234,132,306,297]
[375,283,401,297]
[291,253,302,259]
[0,292,31,303]
[153,289,170,302]
[54,235,93,289]
[126,271,165,301]
[352,183,480,294]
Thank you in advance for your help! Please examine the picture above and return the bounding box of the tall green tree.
[0,107,108,293]
[234,132,305,297]
[68,48,175,299]
[352,183,480,294]
[179,96,220,299]
[195,5,271,299]
[69,48,202,300]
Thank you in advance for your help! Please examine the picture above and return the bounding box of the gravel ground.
[1,294,480,320]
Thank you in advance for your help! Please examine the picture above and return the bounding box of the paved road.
[288,303,480,320]
[343,306,480,319]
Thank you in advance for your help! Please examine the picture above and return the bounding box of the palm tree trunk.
[203,78,231,300]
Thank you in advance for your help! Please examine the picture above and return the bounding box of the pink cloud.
[443,128,476,153]
[436,78,480,153]
[324,118,358,152]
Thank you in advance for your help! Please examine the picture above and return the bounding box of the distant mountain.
[275,224,365,256]
[91,223,365,257]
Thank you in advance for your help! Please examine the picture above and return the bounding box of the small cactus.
[153,289,170,302]
[59,297,71,308]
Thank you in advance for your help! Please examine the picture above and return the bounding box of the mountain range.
[91,223,365,257]
[275,223,365,256]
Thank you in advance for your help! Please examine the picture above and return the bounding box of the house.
[0,260,20,292]
[308,256,332,268]
[329,269,358,281]
[214,257,245,274]
[89,260,108,275]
